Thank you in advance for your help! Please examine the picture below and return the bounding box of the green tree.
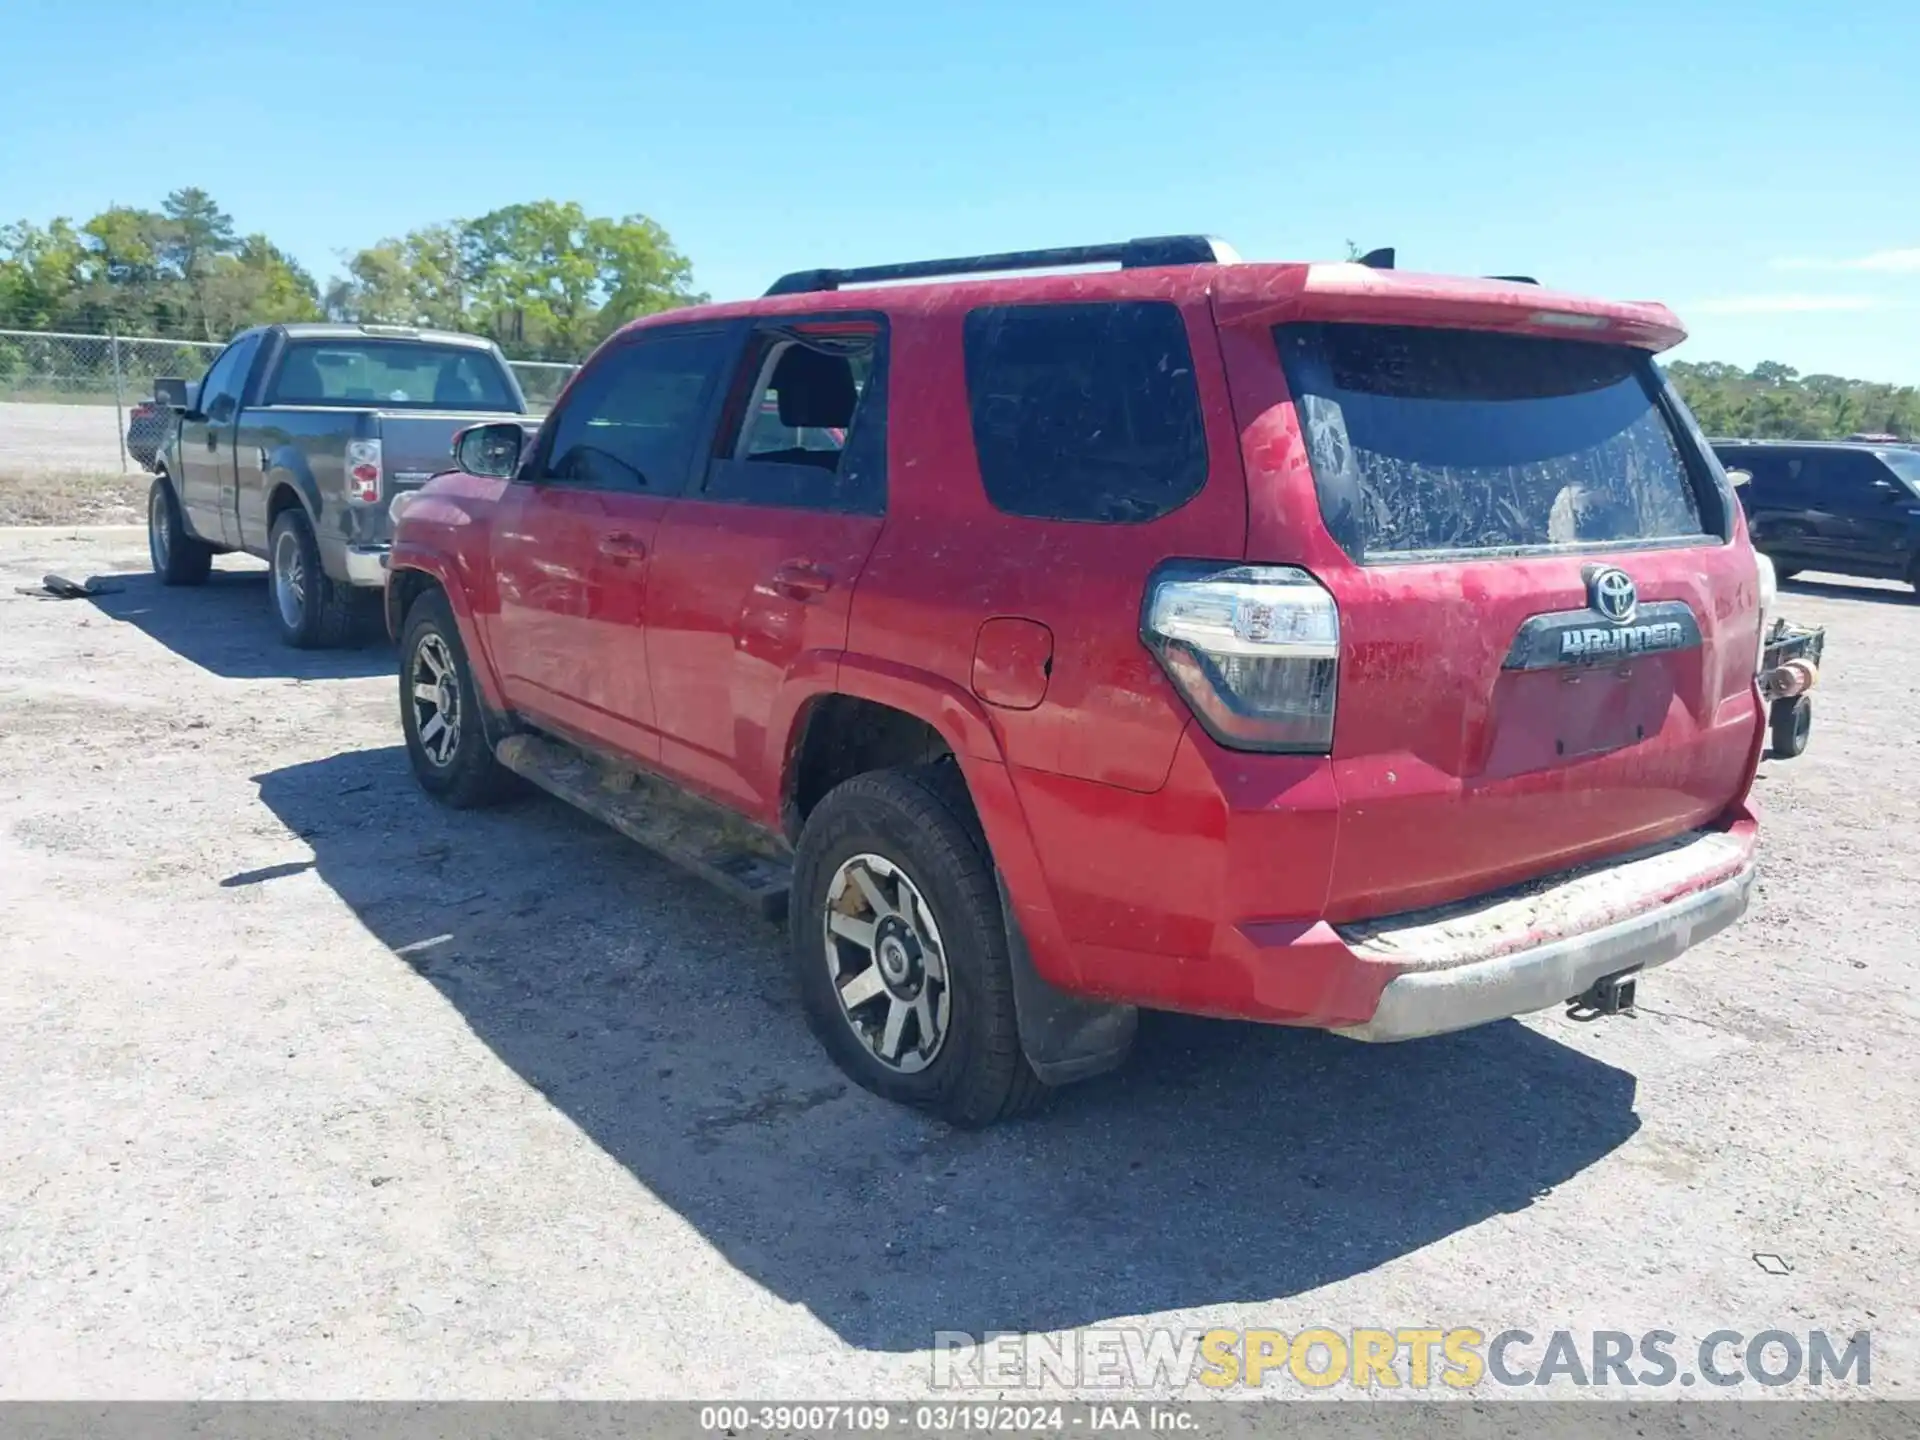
[1667,360,1920,441]
[325,224,467,330]
[460,200,702,358]
[332,200,701,359]
[159,187,242,338]
[0,218,88,328]
[201,236,323,336]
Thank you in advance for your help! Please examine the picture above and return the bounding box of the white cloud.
[1772,248,1920,274]
[1684,293,1880,316]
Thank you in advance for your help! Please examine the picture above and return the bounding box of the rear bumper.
[1335,856,1754,1041]
[341,543,390,588]
[1026,770,1758,1037]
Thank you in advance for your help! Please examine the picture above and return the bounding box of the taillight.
[1142,562,1340,753]
[1753,551,1778,668]
[346,439,383,504]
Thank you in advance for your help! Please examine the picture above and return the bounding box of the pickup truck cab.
[146,322,530,647]
[388,236,1768,1126]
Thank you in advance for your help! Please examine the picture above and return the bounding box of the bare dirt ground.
[0,526,1916,1401]
[0,403,147,525]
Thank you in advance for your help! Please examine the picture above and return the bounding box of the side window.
[963,301,1207,523]
[1789,451,1881,506]
[1738,453,1787,497]
[198,334,261,423]
[538,329,732,490]
[1826,450,1892,504]
[701,323,887,514]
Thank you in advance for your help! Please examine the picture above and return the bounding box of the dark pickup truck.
[146,322,531,647]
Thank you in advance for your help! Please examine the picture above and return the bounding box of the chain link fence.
[0,326,576,475]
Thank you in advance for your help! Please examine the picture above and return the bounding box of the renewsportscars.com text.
[932,1327,1871,1391]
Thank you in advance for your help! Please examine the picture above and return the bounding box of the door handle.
[597,531,647,563]
[770,560,834,599]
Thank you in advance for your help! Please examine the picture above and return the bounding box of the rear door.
[487,325,735,764]
[645,318,888,822]
[1225,318,1761,919]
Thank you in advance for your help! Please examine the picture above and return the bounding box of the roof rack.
[1488,274,1540,285]
[763,234,1239,297]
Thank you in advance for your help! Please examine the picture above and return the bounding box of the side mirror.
[453,421,525,479]
[152,377,190,411]
[1725,468,1752,489]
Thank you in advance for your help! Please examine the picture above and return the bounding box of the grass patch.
[0,469,150,525]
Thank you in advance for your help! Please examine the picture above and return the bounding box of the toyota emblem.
[1588,566,1638,624]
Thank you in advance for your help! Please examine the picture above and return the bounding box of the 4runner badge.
[1502,569,1702,669]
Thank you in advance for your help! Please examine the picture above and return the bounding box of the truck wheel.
[147,475,212,586]
[790,764,1048,1127]
[400,588,515,808]
[269,508,361,648]
[1770,695,1811,760]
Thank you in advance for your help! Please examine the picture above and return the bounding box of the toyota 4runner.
[386,236,1768,1126]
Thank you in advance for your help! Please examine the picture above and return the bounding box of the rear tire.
[1770,695,1811,760]
[147,475,212,586]
[790,763,1048,1127]
[269,508,362,648]
[400,587,516,808]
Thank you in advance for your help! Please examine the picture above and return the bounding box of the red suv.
[386,237,1767,1126]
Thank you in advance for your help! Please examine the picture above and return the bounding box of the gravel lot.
[0,402,130,477]
[1,525,1916,1401]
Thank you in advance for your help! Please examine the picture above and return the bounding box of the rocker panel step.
[495,733,792,921]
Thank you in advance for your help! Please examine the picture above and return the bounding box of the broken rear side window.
[1277,324,1716,561]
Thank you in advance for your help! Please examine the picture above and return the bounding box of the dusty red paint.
[389,256,1762,1026]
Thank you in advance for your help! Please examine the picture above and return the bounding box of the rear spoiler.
[1211,264,1688,353]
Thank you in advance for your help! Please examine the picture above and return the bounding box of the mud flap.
[997,872,1137,1086]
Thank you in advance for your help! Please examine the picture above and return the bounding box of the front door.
[646,319,889,822]
[1817,449,1916,576]
[176,332,261,544]
[487,324,737,765]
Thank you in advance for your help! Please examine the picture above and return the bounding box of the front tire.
[148,475,212,586]
[269,508,362,648]
[400,587,515,808]
[790,764,1047,1127]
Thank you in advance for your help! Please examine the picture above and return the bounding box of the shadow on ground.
[253,744,1642,1352]
[85,566,391,679]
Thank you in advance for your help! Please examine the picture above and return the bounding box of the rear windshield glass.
[1277,324,1713,560]
[269,340,518,411]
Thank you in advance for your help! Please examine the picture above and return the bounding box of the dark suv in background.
[1714,439,1920,592]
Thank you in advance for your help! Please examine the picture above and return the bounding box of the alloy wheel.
[410,633,462,768]
[822,852,951,1074]
[272,528,307,631]
[149,488,171,573]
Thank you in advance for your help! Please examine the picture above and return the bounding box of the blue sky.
[5,0,1916,382]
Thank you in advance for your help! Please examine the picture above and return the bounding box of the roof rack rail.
[763,234,1238,297]
[1488,274,1540,285]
